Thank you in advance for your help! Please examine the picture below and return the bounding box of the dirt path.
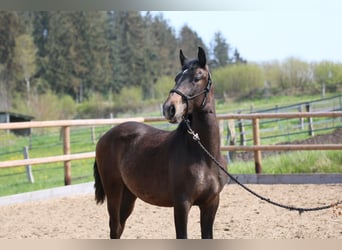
[0,184,341,239]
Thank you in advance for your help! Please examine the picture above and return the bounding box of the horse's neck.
[191,105,221,156]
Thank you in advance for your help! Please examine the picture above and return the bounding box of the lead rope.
[183,117,342,215]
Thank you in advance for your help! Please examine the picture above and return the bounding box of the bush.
[313,61,342,93]
[213,63,264,100]
[12,90,77,120]
[152,75,174,101]
[113,86,143,113]
[76,92,112,119]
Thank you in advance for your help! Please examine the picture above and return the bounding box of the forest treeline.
[0,11,341,120]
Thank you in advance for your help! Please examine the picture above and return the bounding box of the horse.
[94,47,228,239]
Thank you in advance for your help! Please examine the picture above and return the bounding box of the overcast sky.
[150,8,342,63]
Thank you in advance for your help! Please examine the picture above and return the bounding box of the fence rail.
[1,111,341,184]
[0,152,95,169]
[1,111,340,131]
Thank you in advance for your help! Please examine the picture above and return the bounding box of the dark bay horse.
[94,47,228,239]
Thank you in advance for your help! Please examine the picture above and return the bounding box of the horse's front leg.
[199,195,220,239]
[173,199,191,239]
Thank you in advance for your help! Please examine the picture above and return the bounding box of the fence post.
[226,119,236,164]
[219,120,224,147]
[91,126,96,144]
[63,126,71,185]
[340,95,342,123]
[237,112,246,146]
[252,118,262,174]
[298,105,304,130]
[23,146,34,183]
[305,103,314,136]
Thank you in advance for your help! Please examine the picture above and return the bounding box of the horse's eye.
[194,74,202,82]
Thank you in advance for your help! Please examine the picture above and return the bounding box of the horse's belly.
[120,164,173,207]
[125,179,173,207]
[134,188,173,207]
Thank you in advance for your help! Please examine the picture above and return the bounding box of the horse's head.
[163,47,212,124]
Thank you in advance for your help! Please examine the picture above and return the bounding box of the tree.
[211,31,230,68]
[178,25,208,58]
[43,12,75,96]
[0,11,20,111]
[41,11,111,101]
[261,60,283,93]
[67,11,110,102]
[213,64,264,99]
[313,61,342,93]
[279,58,313,92]
[14,34,38,105]
[141,12,178,99]
[112,12,146,88]
[113,11,165,100]
[233,49,247,64]
[86,11,113,98]
[32,11,49,58]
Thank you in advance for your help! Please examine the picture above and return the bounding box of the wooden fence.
[0,111,341,184]
[232,94,342,146]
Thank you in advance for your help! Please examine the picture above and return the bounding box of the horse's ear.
[198,47,206,68]
[180,49,186,67]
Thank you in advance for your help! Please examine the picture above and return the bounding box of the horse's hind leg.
[107,183,136,239]
[106,180,127,239]
[199,195,220,239]
[119,185,137,231]
[106,188,123,238]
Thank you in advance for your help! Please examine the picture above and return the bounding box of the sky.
[149,9,342,63]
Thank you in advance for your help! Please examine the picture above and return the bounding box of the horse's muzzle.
[163,103,177,123]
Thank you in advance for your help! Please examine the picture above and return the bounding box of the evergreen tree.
[43,12,75,96]
[178,25,208,59]
[32,11,49,58]
[0,11,20,110]
[113,11,150,98]
[68,11,94,102]
[30,11,51,95]
[212,31,230,68]
[86,11,113,98]
[42,11,111,101]
[0,10,265,117]
[105,11,122,95]
[141,12,178,99]
[16,11,35,34]
[233,49,247,64]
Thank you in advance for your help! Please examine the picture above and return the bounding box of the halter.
[169,70,212,110]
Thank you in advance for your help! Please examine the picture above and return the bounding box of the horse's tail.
[94,160,105,204]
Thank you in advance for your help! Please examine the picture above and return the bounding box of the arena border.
[0,182,94,206]
[1,174,341,206]
[228,173,342,185]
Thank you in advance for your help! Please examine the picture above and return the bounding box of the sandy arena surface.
[0,184,341,239]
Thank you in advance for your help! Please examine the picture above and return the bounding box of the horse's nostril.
[169,105,175,118]
[162,103,176,120]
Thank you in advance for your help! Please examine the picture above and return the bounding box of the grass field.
[227,150,342,174]
[0,93,341,197]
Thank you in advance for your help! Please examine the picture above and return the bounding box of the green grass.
[216,93,337,114]
[227,150,342,174]
[0,159,94,196]
[0,126,108,196]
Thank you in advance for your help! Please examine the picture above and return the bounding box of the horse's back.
[96,121,168,168]
[97,121,163,150]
